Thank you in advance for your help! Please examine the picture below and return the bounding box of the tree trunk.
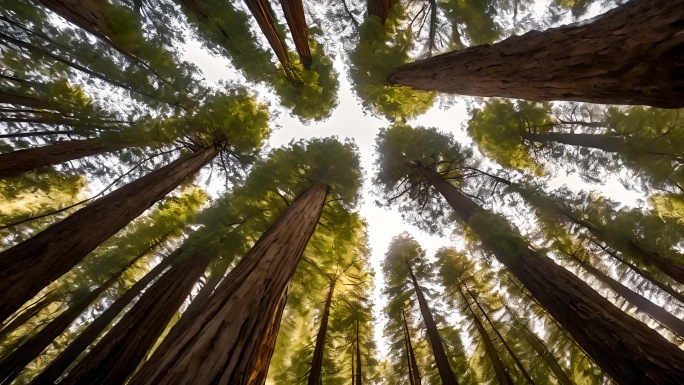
[279,0,311,66]
[0,145,218,323]
[59,252,210,385]
[569,253,684,338]
[522,132,625,152]
[180,0,209,19]
[0,293,57,343]
[408,267,459,385]
[247,287,289,385]
[0,250,144,385]
[0,91,51,110]
[456,284,514,385]
[402,310,421,385]
[420,165,684,384]
[356,318,362,385]
[388,0,684,108]
[0,139,124,178]
[307,278,336,385]
[28,254,176,385]
[243,0,290,65]
[129,182,328,385]
[367,0,395,24]
[179,273,223,324]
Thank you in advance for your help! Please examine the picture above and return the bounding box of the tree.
[374,123,684,384]
[389,0,684,107]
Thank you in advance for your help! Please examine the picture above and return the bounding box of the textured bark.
[307,278,337,385]
[246,287,289,385]
[424,168,684,383]
[59,252,210,385]
[243,0,290,65]
[402,310,421,385]
[129,182,328,385]
[279,0,311,65]
[389,0,684,108]
[408,267,458,385]
[0,146,217,323]
[0,139,124,178]
[0,254,140,385]
[366,0,395,24]
[0,91,51,109]
[571,254,684,338]
[28,254,175,385]
[456,283,514,385]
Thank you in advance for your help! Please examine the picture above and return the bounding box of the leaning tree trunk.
[307,277,337,385]
[569,253,684,338]
[59,252,211,385]
[0,139,125,178]
[420,165,684,384]
[243,0,290,65]
[402,310,421,385]
[28,254,176,385]
[129,182,328,385]
[0,90,51,109]
[279,0,311,66]
[408,267,459,385]
[389,0,684,108]
[0,292,57,343]
[0,145,218,323]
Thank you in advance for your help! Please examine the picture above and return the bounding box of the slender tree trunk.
[0,249,145,385]
[129,182,328,385]
[0,145,218,323]
[420,165,684,384]
[522,132,625,152]
[28,254,176,385]
[351,343,355,385]
[569,253,684,338]
[408,267,459,385]
[356,318,362,385]
[179,273,223,324]
[279,0,311,66]
[456,284,513,385]
[0,131,77,139]
[389,0,684,108]
[58,252,210,385]
[243,0,290,65]
[0,139,125,178]
[0,91,51,110]
[0,293,57,343]
[402,310,421,385]
[308,278,337,385]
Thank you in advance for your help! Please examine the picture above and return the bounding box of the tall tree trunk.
[0,247,147,385]
[356,318,362,385]
[0,91,51,109]
[402,310,421,385]
[0,145,218,323]
[0,293,57,343]
[129,182,328,385]
[0,139,125,178]
[0,131,77,139]
[505,305,573,385]
[568,252,684,338]
[247,287,289,385]
[408,267,459,385]
[456,284,514,385]
[179,273,223,324]
[59,252,210,385]
[522,132,625,152]
[307,277,337,385]
[243,0,290,65]
[367,0,395,24]
[351,343,355,385]
[420,165,684,384]
[28,253,176,385]
[389,0,684,108]
[279,0,311,66]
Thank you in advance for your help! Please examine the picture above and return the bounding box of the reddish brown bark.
[367,0,396,24]
[408,267,459,385]
[0,91,51,110]
[0,146,218,323]
[389,0,684,108]
[402,310,421,385]
[0,139,124,178]
[307,278,337,385]
[243,0,290,65]
[29,254,176,385]
[279,0,311,66]
[58,252,210,385]
[423,166,684,384]
[129,182,328,385]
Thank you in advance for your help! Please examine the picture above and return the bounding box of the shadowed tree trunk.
[58,252,211,385]
[402,310,421,385]
[0,145,218,323]
[129,182,328,385]
[0,91,51,109]
[0,293,57,343]
[0,139,125,178]
[408,267,459,385]
[308,277,337,385]
[243,0,290,65]
[389,0,684,108]
[367,0,395,24]
[419,165,684,384]
[279,0,311,66]
[356,318,362,385]
[28,254,176,385]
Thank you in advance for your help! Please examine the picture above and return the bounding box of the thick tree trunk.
[421,166,684,384]
[570,254,684,338]
[389,0,684,108]
[0,146,217,323]
[0,139,124,178]
[522,132,625,152]
[58,252,210,385]
[0,91,51,110]
[367,0,395,24]
[356,318,362,385]
[408,268,459,385]
[248,287,289,385]
[279,0,311,66]
[243,0,290,65]
[28,254,176,385]
[0,252,142,385]
[129,182,328,385]
[307,278,336,385]
[456,282,514,385]
[180,273,223,323]
[402,310,421,385]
